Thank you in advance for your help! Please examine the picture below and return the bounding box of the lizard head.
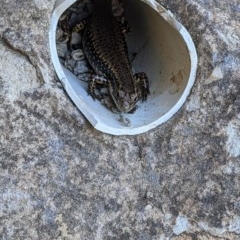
[111,88,138,113]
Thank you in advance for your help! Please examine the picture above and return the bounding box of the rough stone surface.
[0,0,240,239]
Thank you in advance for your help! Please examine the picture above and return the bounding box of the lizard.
[73,0,150,113]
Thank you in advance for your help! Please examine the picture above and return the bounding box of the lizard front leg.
[88,76,122,112]
[134,72,150,101]
[88,75,108,100]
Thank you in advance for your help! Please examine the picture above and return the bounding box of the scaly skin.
[81,0,150,113]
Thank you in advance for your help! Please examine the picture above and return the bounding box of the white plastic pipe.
[49,0,198,135]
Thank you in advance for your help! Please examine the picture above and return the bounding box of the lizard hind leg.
[121,20,131,36]
[72,19,89,33]
[134,72,150,101]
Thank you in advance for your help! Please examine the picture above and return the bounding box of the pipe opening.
[49,0,197,135]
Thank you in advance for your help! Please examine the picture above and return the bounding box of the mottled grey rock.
[0,0,240,239]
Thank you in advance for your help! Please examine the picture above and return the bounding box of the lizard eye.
[131,93,138,102]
